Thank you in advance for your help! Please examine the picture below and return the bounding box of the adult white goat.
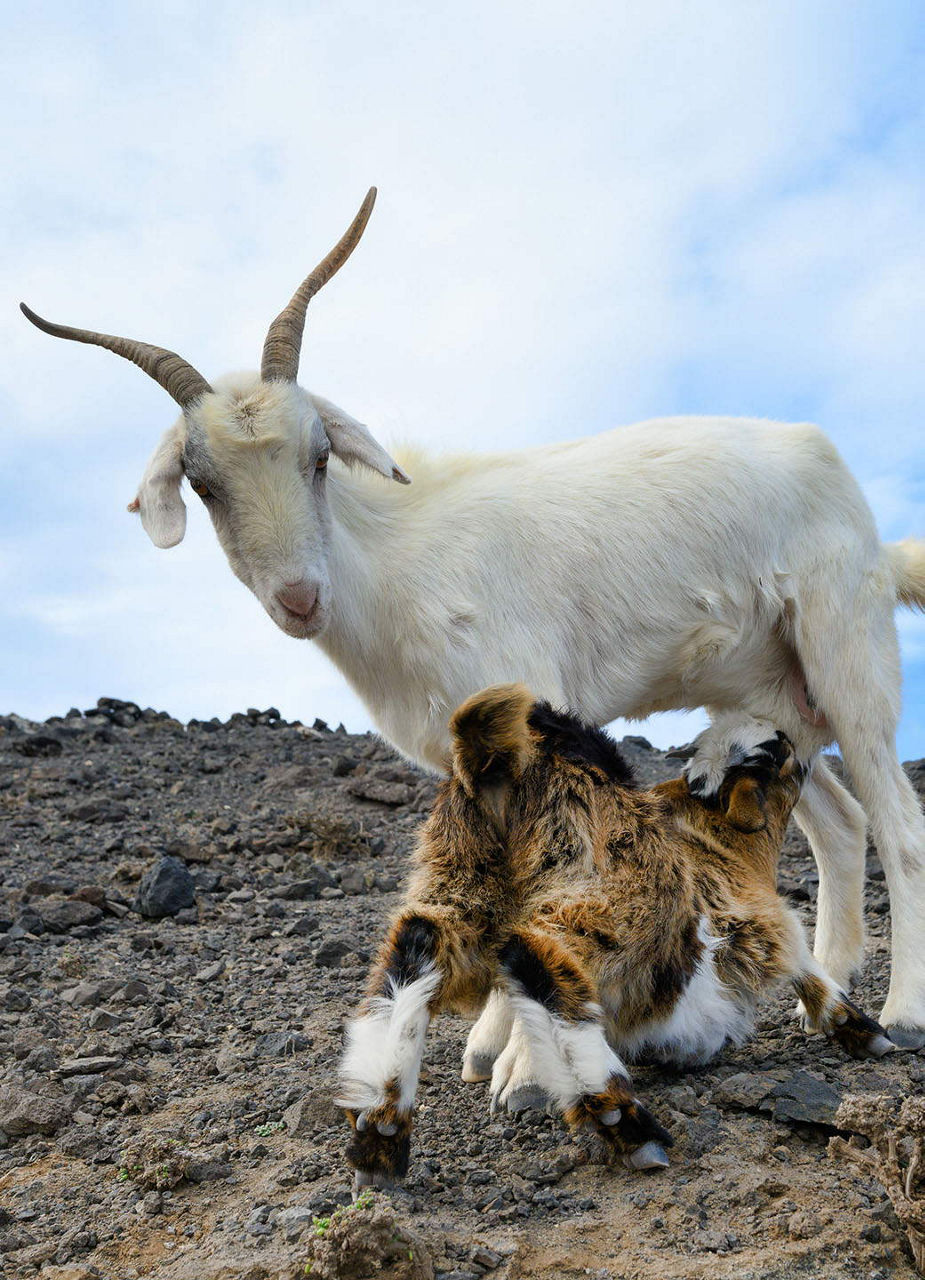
[21,189,925,1053]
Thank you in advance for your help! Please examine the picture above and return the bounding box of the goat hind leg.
[796,586,925,1047]
[497,928,672,1169]
[792,757,868,992]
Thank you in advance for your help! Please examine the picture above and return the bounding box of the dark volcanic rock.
[133,855,196,918]
[770,1071,843,1127]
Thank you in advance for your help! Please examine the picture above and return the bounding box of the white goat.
[21,189,925,1056]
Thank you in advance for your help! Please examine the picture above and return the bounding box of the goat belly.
[613,920,756,1066]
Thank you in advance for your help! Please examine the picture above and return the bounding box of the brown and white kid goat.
[337,685,893,1191]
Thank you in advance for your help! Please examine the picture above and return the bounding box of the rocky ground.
[0,698,923,1280]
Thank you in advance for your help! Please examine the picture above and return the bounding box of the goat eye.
[189,479,211,498]
[315,453,329,471]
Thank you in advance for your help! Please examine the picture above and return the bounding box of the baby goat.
[337,685,892,1190]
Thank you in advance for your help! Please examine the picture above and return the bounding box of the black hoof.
[885,1023,925,1050]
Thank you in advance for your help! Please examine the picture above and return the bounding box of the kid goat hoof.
[623,1141,671,1172]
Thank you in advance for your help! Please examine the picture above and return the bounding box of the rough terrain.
[0,698,923,1280]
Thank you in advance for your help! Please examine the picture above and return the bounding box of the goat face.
[136,375,408,640]
[20,188,409,641]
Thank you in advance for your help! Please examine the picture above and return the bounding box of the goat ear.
[310,394,411,485]
[128,424,187,548]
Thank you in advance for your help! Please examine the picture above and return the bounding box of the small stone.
[277,1206,314,1239]
[283,1091,340,1136]
[314,937,353,968]
[254,1030,310,1058]
[770,1071,842,1127]
[715,1072,774,1110]
[187,1158,233,1183]
[36,898,104,932]
[133,856,196,919]
[788,1209,822,1240]
[267,869,336,900]
[2,987,31,1012]
[471,1245,503,1269]
[348,777,415,806]
[0,1085,70,1136]
[195,959,226,982]
[58,1056,123,1077]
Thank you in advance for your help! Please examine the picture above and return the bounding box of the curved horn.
[19,303,213,408]
[261,187,377,383]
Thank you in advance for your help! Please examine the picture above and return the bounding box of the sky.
[2,0,924,758]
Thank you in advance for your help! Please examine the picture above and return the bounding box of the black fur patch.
[498,936,560,1011]
[528,703,636,786]
[380,916,438,992]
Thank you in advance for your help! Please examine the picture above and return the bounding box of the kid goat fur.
[20,188,925,1049]
[337,686,893,1191]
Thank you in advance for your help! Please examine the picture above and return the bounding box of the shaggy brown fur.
[339,684,892,1189]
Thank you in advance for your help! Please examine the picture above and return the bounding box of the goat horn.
[261,187,377,383]
[19,303,213,408]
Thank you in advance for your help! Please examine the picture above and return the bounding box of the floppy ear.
[127,423,187,548]
[309,394,411,484]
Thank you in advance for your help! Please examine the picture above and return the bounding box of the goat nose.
[275,581,319,618]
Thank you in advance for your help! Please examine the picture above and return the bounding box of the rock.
[14,733,63,758]
[715,1072,774,1110]
[195,959,226,982]
[283,1090,340,1136]
[0,1085,70,1136]
[314,937,354,967]
[278,1205,315,1239]
[788,1209,823,1239]
[1,986,31,1012]
[61,979,124,1008]
[267,868,336,900]
[187,1157,233,1183]
[770,1071,842,1127]
[133,856,196,919]
[35,898,104,932]
[471,1246,503,1269]
[348,777,416,806]
[24,875,75,896]
[58,1056,123,1077]
[254,1030,310,1058]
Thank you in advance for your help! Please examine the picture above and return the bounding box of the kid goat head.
[20,188,409,640]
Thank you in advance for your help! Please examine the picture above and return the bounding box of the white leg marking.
[792,758,867,990]
[336,966,440,1112]
[463,988,514,1082]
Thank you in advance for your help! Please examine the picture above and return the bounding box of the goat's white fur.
[335,965,440,1113]
[132,375,925,1040]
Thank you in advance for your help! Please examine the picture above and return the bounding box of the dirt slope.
[0,699,922,1280]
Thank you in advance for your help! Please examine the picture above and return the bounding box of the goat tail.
[449,682,537,796]
[886,540,925,611]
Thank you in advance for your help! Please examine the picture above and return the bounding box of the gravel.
[0,696,921,1278]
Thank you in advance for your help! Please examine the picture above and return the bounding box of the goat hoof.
[884,1023,925,1051]
[376,1121,399,1136]
[355,1111,369,1132]
[869,1034,897,1057]
[624,1141,670,1171]
[599,1108,622,1126]
[352,1169,394,1197]
[462,1053,496,1083]
[505,1084,549,1114]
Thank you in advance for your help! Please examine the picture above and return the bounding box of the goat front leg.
[495,927,672,1170]
[337,908,482,1191]
[785,916,894,1059]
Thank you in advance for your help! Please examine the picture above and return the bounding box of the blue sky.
[2,1,924,757]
